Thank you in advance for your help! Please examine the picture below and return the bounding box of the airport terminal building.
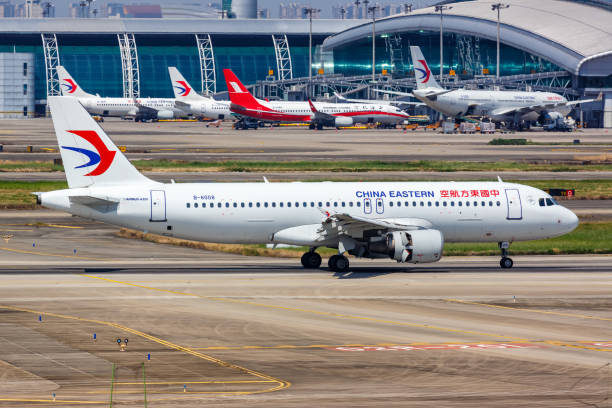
[0,0,610,126]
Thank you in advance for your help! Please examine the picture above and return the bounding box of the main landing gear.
[499,241,513,269]
[328,254,350,272]
[301,250,322,269]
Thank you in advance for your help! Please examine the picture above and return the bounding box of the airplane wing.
[307,99,335,122]
[175,100,191,109]
[334,92,424,107]
[491,93,602,117]
[68,194,120,212]
[373,88,452,105]
[320,213,433,240]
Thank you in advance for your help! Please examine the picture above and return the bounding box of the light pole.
[404,3,412,14]
[303,7,320,98]
[491,3,509,80]
[353,0,360,19]
[368,5,378,84]
[434,5,451,84]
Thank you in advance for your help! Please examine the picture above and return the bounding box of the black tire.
[328,255,339,271]
[301,252,322,269]
[335,256,349,272]
[309,123,315,130]
[500,257,513,269]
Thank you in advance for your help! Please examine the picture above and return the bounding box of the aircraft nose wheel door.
[505,188,522,220]
[150,190,167,222]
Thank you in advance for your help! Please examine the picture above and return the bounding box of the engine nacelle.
[369,229,443,263]
[156,110,174,120]
[334,116,353,127]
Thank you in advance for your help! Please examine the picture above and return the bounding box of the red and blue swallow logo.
[415,59,431,83]
[61,130,116,176]
[62,79,78,94]
[174,80,191,96]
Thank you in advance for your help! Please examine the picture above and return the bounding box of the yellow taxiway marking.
[0,247,106,261]
[79,274,527,342]
[0,398,104,404]
[544,341,612,352]
[44,223,83,229]
[0,229,33,232]
[0,305,290,401]
[446,299,612,322]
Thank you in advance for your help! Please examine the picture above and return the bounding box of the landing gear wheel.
[498,241,513,269]
[309,123,315,130]
[328,254,349,272]
[301,252,322,269]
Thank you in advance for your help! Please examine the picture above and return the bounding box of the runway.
[1,211,612,407]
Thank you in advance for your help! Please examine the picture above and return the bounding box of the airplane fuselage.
[78,97,185,119]
[182,100,232,120]
[415,90,570,121]
[233,101,411,125]
[41,181,578,246]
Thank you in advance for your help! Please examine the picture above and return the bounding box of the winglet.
[307,99,318,113]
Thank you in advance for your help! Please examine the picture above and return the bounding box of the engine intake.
[369,229,443,263]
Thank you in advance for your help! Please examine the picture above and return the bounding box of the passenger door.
[505,189,522,220]
[150,190,167,222]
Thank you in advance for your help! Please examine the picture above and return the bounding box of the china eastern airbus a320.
[57,66,186,122]
[376,46,601,127]
[38,96,578,271]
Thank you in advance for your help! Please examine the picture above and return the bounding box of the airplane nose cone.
[562,208,579,232]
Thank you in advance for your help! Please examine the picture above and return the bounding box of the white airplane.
[37,96,579,271]
[376,46,601,127]
[333,91,424,109]
[168,67,232,120]
[56,66,186,122]
[224,69,412,129]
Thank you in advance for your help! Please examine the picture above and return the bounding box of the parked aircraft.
[376,46,601,128]
[223,69,412,129]
[37,96,579,271]
[168,67,231,120]
[57,66,186,122]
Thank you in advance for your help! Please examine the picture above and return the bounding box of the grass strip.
[2,159,612,173]
[117,222,612,258]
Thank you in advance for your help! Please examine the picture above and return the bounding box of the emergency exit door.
[150,190,167,222]
[505,189,522,220]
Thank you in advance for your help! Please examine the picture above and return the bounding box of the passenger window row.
[185,200,502,209]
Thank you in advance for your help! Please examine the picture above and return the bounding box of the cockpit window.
[539,198,546,207]
[545,198,554,206]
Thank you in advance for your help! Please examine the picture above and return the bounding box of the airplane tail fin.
[223,69,267,110]
[168,67,202,101]
[56,66,96,98]
[409,46,442,90]
[48,96,154,189]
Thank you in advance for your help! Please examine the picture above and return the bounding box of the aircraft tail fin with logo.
[168,67,203,101]
[56,66,97,98]
[223,69,268,111]
[48,96,154,189]
[409,46,442,90]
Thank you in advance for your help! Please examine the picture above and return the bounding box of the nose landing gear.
[499,241,513,268]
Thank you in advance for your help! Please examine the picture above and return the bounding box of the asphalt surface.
[1,210,612,407]
[1,117,611,163]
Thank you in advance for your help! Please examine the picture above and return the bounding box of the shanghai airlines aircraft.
[223,69,412,129]
[57,66,186,122]
[168,67,231,120]
[38,96,579,271]
[376,46,600,126]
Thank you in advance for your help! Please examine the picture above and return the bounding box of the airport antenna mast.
[303,7,320,98]
[491,3,510,80]
[434,5,452,84]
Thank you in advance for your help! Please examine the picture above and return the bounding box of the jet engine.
[334,116,353,127]
[367,229,443,263]
[156,110,174,120]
